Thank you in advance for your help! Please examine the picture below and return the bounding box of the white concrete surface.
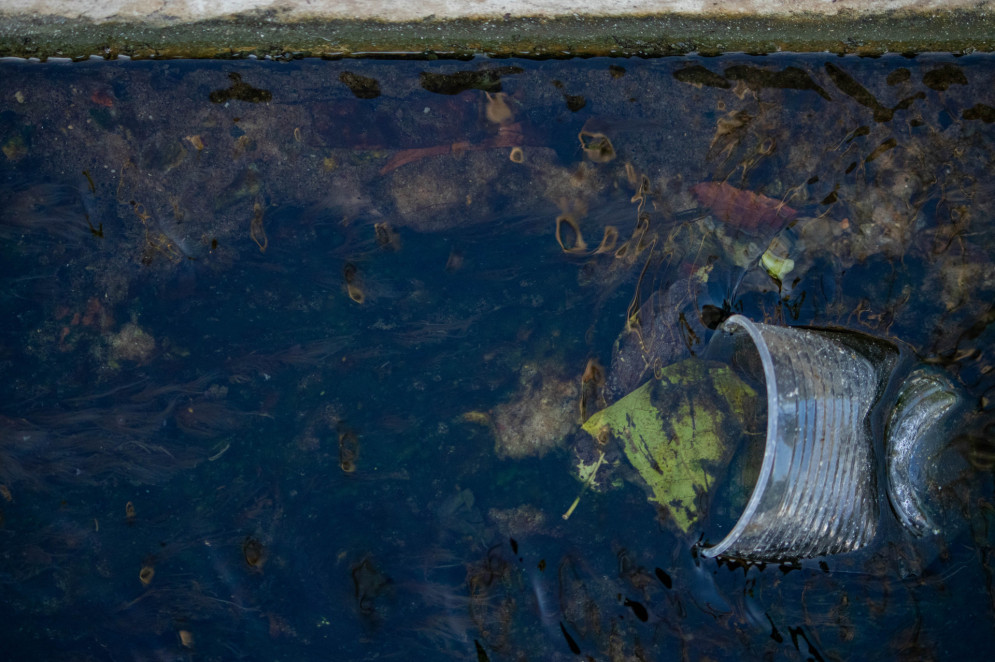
[1,0,989,23]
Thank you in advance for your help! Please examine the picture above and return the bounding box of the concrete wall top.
[2,0,989,23]
[2,0,994,57]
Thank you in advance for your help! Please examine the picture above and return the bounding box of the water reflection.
[0,54,994,659]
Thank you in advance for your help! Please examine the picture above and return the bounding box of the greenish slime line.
[2,11,995,60]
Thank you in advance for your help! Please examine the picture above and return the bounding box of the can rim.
[700,314,779,559]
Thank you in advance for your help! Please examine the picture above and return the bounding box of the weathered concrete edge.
[2,11,994,60]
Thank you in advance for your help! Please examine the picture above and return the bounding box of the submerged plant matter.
[0,55,994,661]
[581,358,759,533]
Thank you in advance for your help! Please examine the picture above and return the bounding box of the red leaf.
[90,89,114,108]
[691,181,797,233]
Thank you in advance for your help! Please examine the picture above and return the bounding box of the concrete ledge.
[3,1,990,23]
[2,2,994,58]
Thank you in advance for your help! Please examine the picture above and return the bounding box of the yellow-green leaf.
[582,359,757,532]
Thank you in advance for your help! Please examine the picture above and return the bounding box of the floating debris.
[250,200,267,253]
[338,427,360,473]
[578,129,615,163]
[139,565,155,586]
[209,72,272,103]
[492,365,579,460]
[582,358,758,533]
[343,263,365,304]
[243,536,266,570]
[691,181,797,234]
[339,71,381,99]
[886,369,964,536]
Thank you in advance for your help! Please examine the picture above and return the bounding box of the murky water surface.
[1,54,995,660]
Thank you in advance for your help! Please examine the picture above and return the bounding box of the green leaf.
[582,359,757,532]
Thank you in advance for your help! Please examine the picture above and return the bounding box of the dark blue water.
[1,54,994,660]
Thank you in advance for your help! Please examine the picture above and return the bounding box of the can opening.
[700,326,767,550]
